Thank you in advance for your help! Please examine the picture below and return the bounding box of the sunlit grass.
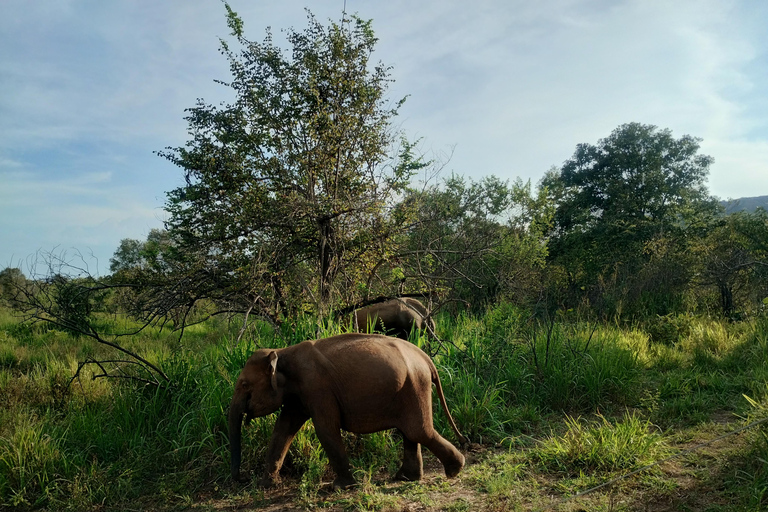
[1,305,768,509]
[0,411,65,508]
[740,390,768,510]
[532,413,669,476]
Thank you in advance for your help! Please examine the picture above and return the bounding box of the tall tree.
[695,209,768,317]
[158,7,419,319]
[109,229,175,276]
[395,175,551,311]
[542,123,718,314]
[0,267,25,305]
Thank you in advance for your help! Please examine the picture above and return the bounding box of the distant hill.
[721,195,768,214]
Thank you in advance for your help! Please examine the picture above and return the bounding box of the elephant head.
[228,350,284,481]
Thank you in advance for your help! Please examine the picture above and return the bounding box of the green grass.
[532,412,669,476]
[2,305,768,510]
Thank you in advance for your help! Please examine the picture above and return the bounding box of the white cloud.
[702,138,768,199]
[374,0,768,190]
[0,168,166,273]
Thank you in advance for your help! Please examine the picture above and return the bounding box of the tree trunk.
[719,283,734,318]
[317,217,336,309]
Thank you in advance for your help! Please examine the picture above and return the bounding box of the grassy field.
[2,305,768,511]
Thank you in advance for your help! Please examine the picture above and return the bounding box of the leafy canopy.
[158,8,420,317]
[541,123,718,313]
[547,122,713,239]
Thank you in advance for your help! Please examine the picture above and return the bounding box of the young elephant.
[354,297,435,340]
[228,333,467,489]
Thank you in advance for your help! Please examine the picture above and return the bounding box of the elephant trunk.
[228,398,244,481]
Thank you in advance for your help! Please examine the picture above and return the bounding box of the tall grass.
[437,305,642,444]
[739,387,768,510]
[0,412,65,508]
[2,305,768,509]
[532,412,669,475]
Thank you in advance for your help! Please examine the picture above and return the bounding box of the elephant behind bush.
[353,297,435,340]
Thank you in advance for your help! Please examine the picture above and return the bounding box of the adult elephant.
[354,297,435,340]
[228,333,467,489]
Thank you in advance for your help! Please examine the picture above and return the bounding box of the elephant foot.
[332,475,358,490]
[443,453,465,478]
[258,473,281,488]
[394,466,423,482]
[231,470,250,484]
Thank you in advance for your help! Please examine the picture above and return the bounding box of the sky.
[2,0,767,276]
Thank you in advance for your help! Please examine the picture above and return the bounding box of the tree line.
[2,7,767,381]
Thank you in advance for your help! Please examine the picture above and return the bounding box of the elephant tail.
[431,366,469,446]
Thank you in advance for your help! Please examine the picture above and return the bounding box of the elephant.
[354,297,435,341]
[228,332,467,489]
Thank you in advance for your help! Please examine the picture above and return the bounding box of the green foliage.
[0,267,25,305]
[644,313,694,345]
[693,208,768,317]
[2,305,768,509]
[398,175,549,310]
[548,122,714,241]
[49,275,96,336]
[223,2,243,37]
[158,9,417,318]
[533,412,669,475]
[109,229,175,276]
[542,122,720,317]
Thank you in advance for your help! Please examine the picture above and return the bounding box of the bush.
[644,313,693,345]
[532,412,669,475]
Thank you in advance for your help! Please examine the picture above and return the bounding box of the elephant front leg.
[394,431,423,481]
[261,410,308,487]
[313,422,356,489]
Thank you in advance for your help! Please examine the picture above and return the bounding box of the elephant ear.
[268,351,279,391]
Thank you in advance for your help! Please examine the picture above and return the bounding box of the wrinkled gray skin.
[354,298,435,340]
[228,333,467,489]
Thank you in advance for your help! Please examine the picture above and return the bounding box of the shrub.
[533,412,669,475]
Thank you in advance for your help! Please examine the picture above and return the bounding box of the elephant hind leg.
[394,430,423,481]
[418,429,465,478]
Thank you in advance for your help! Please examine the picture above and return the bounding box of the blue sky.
[2,0,767,276]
